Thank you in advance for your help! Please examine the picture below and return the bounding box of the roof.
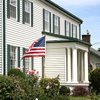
[42,32,91,46]
[43,0,83,23]
[90,48,100,57]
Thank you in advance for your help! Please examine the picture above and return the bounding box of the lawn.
[69,96,100,100]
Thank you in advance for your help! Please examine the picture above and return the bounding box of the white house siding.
[45,42,89,84]
[0,0,2,74]
[4,0,81,74]
[45,46,66,83]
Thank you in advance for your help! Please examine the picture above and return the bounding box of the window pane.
[65,21,70,36]
[10,46,16,68]
[44,10,50,32]
[54,15,59,34]
[24,0,30,23]
[10,0,16,18]
[10,0,16,6]
[73,25,77,38]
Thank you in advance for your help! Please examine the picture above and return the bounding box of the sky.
[52,0,100,50]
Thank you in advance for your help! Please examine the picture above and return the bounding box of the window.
[7,0,20,21]
[10,0,17,18]
[53,14,60,34]
[72,24,77,38]
[10,46,16,68]
[65,21,70,36]
[43,9,51,32]
[96,63,100,68]
[24,0,30,23]
[22,0,33,26]
[25,58,30,72]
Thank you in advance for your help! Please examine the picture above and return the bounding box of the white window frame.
[24,0,31,24]
[65,21,70,36]
[10,0,17,19]
[54,15,59,34]
[44,10,50,32]
[73,25,77,38]
[10,46,17,68]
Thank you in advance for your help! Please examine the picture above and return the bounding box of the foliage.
[89,68,100,94]
[8,68,26,78]
[72,86,89,96]
[39,77,60,97]
[0,75,28,99]
[59,85,70,95]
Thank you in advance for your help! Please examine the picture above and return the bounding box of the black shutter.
[49,12,51,33]
[18,47,20,67]
[31,58,34,70]
[69,23,71,37]
[43,9,45,31]
[65,20,66,36]
[53,14,55,34]
[7,0,10,18]
[58,17,60,35]
[22,0,25,24]
[17,0,20,22]
[7,45,10,72]
[31,2,33,27]
[23,48,25,73]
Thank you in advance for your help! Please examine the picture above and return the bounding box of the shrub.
[89,68,100,94]
[40,77,60,97]
[59,86,70,95]
[8,68,26,78]
[72,86,89,96]
[0,75,28,99]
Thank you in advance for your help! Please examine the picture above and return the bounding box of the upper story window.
[22,0,33,27]
[7,0,20,22]
[65,20,70,37]
[53,14,60,34]
[10,0,17,18]
[43,9,51,32]
[72,24,77,38]
[24,0,30,24]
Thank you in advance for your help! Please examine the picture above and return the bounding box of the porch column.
[67,48,71,82]
[72,48,78,83]
[84,51,89,83]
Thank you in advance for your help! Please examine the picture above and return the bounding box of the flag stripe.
[22,36,45,58]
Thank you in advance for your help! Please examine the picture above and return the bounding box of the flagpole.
[42,35,46,78]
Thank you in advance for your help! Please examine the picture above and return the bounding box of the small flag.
[22,36,45,58]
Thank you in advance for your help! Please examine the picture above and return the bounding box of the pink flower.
[27,70,39,75]
[16,67,20,70]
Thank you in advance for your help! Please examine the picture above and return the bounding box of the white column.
[67,48,71,82]
[84,51,89,83]
[72,48,78,83]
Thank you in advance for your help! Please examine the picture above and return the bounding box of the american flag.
[22,36,45,58]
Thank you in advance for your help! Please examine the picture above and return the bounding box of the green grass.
[69,96,89,100]
[69,96,100,100]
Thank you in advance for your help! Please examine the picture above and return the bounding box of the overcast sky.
[52,0,100,49]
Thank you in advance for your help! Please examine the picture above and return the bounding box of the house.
[90,48,100,69]
[82,32,100,70]
[0,0,90,89]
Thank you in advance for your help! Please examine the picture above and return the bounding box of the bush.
[89,68,100,94]
[8,68,26,78]
[72,86,89,96]
[40,77,60,97]
[59,86,70,95]
[0,75,29,99]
